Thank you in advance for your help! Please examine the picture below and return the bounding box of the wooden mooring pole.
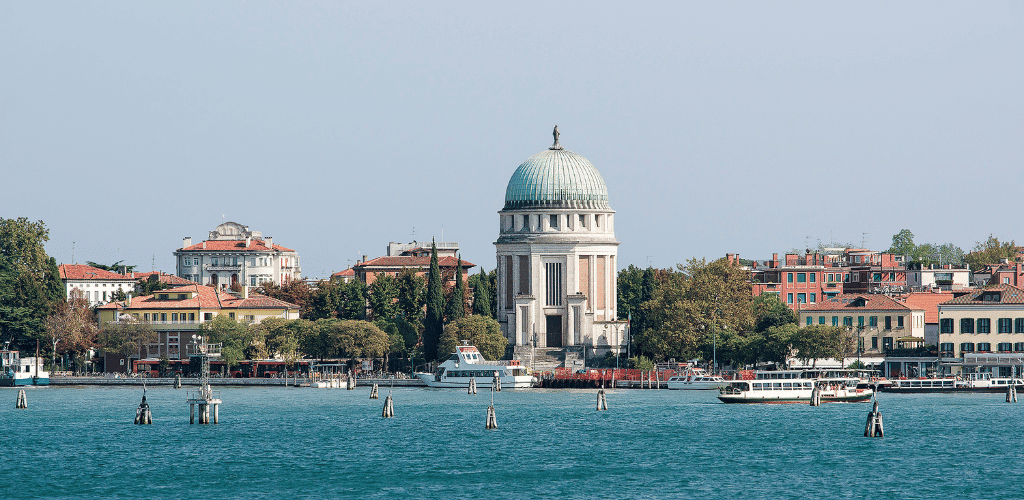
[864,400,884,437]
[596,389,608,411]
[15,389,27,409]
[810,384,821,406]
[134,391,153,424]
[1007,384,1017,403]
[468,377,477,395]
[382,393,394,418]
[370,383,379,399]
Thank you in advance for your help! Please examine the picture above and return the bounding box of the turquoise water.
[2,386,1021,499]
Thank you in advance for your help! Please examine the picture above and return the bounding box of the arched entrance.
[210,273,219,287]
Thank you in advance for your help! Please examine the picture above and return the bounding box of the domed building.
[495,127,626,360]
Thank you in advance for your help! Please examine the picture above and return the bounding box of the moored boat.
[665,367,726,390]
[1,350,49,387]
[881,373,1024,393]
[717,369,872,404]
[416,343,533,389]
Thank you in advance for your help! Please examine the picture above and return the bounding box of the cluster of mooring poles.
[492,374,501,392]
[810,384,822,407]
[381,391,395,418]
[486,390,498,429]
[596,389,608,411]
[1007,383,1018,403]
[135,388,153,425]
[15,389,27,409]
[347,373,355,390]
[173,374,182,389]
[864,400,884,437]
[468,377,478,395]
[369,383,379,399]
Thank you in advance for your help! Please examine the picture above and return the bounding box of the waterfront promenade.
[50,375,426,387]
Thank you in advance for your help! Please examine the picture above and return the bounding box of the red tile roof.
[354,255,475,269]
[332,268,355,277]
[178,239,295,253]
[940,284,1024,305]
[130,271,199,286]
[59,264,134,281]
[799,293,916,312]
[901,292,955,324]
[98,285,300,311]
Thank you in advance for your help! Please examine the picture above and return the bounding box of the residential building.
[331,268,356,283]
[799,294,925,355]
[387,241,459,258]
[58,264,137,306]
[901,291,957,346]
[905,263,971,291]
[745,252,843,311]
[495,128,626,354]
[983,261,1024,287]
[842,249,907,294]
[937,284,1024,377]
[351,254,474,286]
[96,284,300,370]
[174,222,301,289]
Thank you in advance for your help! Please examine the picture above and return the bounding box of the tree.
[338,279,367,320]
[306,280,340,321]
[618,265,658,339]
[445,257,466,323]
[137,274,171,296]
[325,320,389,359]
[423,241,445,361]
[471,267,492,318]
[43,288,97,369]
[887,229,916,257]
[198,315,251,370]
[98,315,157,373]
[86,260,135,274]
[375,315,418,370]
[965,235,1018,273]
[751,294,797,332]
[0,218,64,351]
[257,279,313,317]
[368,273,399,321]
[437,315,508,361]
[396,268,425,324]
[487,268,497,319]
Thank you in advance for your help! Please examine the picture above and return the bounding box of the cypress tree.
[423,241,444,361]
[472,267,492,317]
[446,256,466,323]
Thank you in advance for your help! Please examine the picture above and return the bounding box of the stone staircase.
[513,346,566,374]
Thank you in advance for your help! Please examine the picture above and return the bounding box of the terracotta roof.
[940,284,1024,305]
[98,285,300,311]
[59,264,133,281]
[354,256,475,269]
[799,294,915,312]
[130,271,199,286]
[901,292,955,324]
[332,268,355,277]
[177,239,295,253]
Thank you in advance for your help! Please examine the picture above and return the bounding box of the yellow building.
[97,284,300,370]
[798,294,925,355]
[937,284,1024,377]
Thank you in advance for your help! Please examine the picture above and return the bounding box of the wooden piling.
[382,394,394,418]
[370,383,379,399]
[135,394,153,424]
[468,378,477,395]
[596,389,608,411]
[15,389,27,409]
[190,403,195,424]
[347,374,356,390]
[486,405,498,429]
[864,401,884,437]
[1007,384,1017,403]
[810,385,821,406]
[492,375,501,392]
[173,374,182,389]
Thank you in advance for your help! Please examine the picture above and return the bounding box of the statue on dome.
[551,125,562,150]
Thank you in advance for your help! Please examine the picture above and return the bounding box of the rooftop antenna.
[862,232,868,249]
[441,225,444,244]
[151,254,155,272]
[411,227,416,240]
[71,242,75,264]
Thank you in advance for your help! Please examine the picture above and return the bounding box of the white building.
[59,264,138,306]
[495,127,626,354]
[906,264,971,291]
[174,222,302,289]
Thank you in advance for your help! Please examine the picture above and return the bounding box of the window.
[212,257,219,266]
[978,318,991,334]
[189,313,195,322]
[1017,318,1024,334]
[579,214,585,226]
[998,343,1013,352]
[178,294,186,300]
[204,313,213,321]
[832,316,839,326]
[897,316,904,328]
[229,313,235,319]
[797,273,806,283]
[787,273,794,283]
[871,337,878,349]
[961,318,974,334]
[160,313,167,322]
[787,293,793,304]
[940,318,954,334]
[940,342,954,352]
[797,293,806,304]
[977,342,991,352]
[545,262,563,306]
[844,273,850,282]
[843,317,853,327]
[827,273,834,282]
[549,215,558,229]
[1016,342,1024,352]
[251,277,257,286]
[809,273,816,283]
[806,317,813,326]
[873,273,882,282]
[809,293,816,303]
[171,313,178,322]
[1004,277,1011,285]
[143,313,150,321]
[999,318,1012,333]
[818,316,825,325]
[858,316,865,327]
[869,316,878,327]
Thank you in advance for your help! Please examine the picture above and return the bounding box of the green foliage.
[617,265,657,337]
[396,268,425,324]
[470,267,492,318]
[323,319,390,359]
[487,269,497,319]
[374,316,418,354]
[752,294,797,332]
[98,317,157,373]
[368,273,400,321]
[423,241,444,361]
[0,218,64,351]
[44,288,97,368]
[306,280,340,321]
[257,280,313,317]
[628,355,655,371]
[137,274,171,296]
[445,257,466,323]
[965,234,1018,273]
[338,279,367,320]
[198,315,252,368]
[437,315,508,361]
[886,228,965,266]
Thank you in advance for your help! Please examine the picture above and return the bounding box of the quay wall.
[50,377,426,387]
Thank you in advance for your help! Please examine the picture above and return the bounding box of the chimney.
[183,237,192,248]
[266,237,273,249]
[726,253,734,263]
[202,241,207,250]
[242,285,248,299]
[362,254,368,263]
[772,253,778,269]
[126,294,132,307]
[246,237,251,247]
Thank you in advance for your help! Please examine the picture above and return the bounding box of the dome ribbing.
[503,148,609,210]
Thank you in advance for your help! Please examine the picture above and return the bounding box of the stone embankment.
[51,376,426,387]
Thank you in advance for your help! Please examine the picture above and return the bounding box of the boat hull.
[666,381,726,390]
[415,373,534,389]
[718,391,873,404]
[0,376,49,387]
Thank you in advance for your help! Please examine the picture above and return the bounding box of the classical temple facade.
[495,127,626,355]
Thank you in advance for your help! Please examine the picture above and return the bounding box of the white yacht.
[417,344,533,389]
[718,369,873,404]
[665,367,726,390]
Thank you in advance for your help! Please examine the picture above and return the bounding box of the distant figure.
[551,125,562,149]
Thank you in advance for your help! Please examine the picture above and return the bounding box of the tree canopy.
[438,315,508,361]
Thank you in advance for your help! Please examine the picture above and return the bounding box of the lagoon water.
[3,386,1021,499]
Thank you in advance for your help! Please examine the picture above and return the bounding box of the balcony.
[205,264,242,271]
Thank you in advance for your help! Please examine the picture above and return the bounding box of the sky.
[1,1,1021,278]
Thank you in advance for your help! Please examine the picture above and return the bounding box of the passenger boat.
[416,343,533,389]
[1,350,49,387]
[718,369,872,404]
[881,373,1024,393]
[309,362,349,389]
[665,367,726,390]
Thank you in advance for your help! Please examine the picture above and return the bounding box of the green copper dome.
[503,147,610,210]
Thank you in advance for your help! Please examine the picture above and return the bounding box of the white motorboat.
[665,367,726,390]
[1,350,49,387]
[416,343,533,389]
[718,369,873,404]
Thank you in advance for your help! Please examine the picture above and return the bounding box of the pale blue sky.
[1,1,1021,277]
